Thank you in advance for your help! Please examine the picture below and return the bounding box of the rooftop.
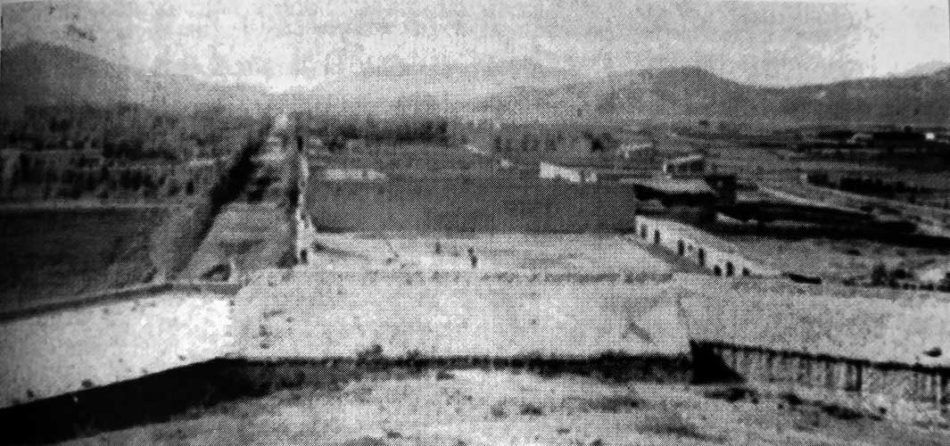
[622,178,715,195]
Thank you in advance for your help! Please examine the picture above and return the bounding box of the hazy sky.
[3,0,949,91]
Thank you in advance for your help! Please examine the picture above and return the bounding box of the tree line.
[0,103,258,161]
[293,111,625,162]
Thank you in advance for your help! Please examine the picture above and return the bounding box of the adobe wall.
[307,178,639,232]
[0,288,234,409]
[678,275,950,366]
[633,215,779,277]
[694,341,949,419]
[677,274,950,418]
[233,268,689,360]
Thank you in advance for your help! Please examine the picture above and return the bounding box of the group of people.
[434,241,478,268]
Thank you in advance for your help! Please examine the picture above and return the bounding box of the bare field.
[0,208,168,310]
[62,370,950,446]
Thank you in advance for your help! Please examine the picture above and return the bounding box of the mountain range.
[3,42,949,125]
[0,42,270,113]
[476,65,950,125]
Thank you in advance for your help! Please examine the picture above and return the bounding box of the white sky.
[2,0,948,91]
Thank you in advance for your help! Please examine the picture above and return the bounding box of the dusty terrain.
[306,233,674,274]
[61,369,950,446]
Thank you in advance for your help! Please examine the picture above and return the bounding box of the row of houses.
[633,215,779,278]
[538,153,708,183]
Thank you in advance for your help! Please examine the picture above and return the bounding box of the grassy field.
[0,207,168,310]
[61,369,950,446]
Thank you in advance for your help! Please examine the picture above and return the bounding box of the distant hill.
[0,42,269,113]
[472,66,950,125]
[6,42,948,126]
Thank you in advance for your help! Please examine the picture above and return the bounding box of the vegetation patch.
[638,406,724,443]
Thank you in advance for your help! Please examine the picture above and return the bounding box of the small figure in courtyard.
[467,247,478,268]
[434,241,442,255]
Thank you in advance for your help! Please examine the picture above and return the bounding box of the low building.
[633,215,780,278]
[662,154,705,176]
[848,132,873,145]
[539,161,597,184]
[616,140,655,160]
[319,167,387,182]
[622,177,717,207]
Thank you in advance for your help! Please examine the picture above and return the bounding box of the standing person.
[467,247,478,268]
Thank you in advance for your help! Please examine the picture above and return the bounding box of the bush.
[870,262,888,286]
[638,406,720,442]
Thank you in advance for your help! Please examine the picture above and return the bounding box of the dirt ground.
[62,369,950,446]
[307,233,673,274]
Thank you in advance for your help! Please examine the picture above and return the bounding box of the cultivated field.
[0,207,168,311]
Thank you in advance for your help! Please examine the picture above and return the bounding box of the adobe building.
[662,154,705,176]
[633,215,780,278]
[538,161,598,184]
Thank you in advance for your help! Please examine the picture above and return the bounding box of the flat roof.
[622,178,715,195]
